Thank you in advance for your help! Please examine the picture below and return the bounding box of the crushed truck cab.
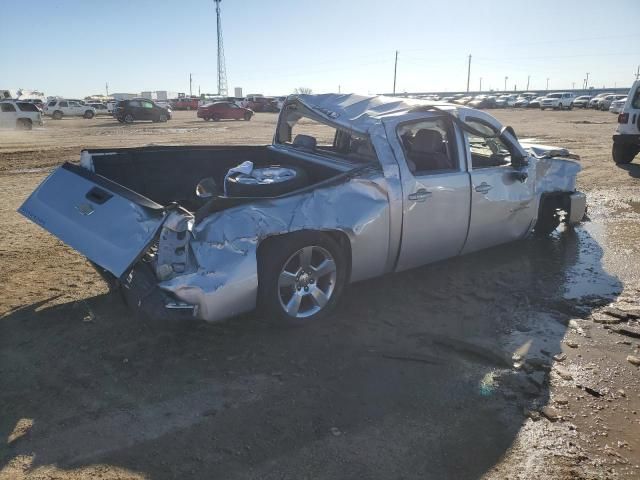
[19,94,586,324]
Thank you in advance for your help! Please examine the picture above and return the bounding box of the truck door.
[459,116,536,254]
[385,116,471,271]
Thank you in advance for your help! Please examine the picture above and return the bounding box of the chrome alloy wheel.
[277,245,337,318]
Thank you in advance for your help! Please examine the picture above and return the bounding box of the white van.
[612,80,640,164]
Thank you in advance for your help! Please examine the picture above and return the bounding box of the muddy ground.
[1,109,639,480]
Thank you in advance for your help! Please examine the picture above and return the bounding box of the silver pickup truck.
[19,94,587,325]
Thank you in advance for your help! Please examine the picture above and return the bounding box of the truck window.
[463,119,511,169]
[397,118,456,174]
[1,103,16,112]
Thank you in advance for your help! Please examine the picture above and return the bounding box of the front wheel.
[612,143,639,165]
[259,232,347,326]
[52,110,63,120]
[84,110,95,119]
[124,113,134,123]
[244,112,252,121]
[158,113,167,122]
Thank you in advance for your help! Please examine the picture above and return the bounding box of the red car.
[171,97,200,111]
[197,101,253,121]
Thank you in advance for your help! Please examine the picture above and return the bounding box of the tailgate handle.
[86,187,113,205]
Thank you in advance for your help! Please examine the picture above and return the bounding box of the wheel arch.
[257,228,353,284]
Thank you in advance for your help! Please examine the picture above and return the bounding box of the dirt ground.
[1,109,639,480]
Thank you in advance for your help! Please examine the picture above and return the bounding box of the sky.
[2,0,639,98]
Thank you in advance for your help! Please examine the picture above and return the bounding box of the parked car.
[589,92,614,109]
[514,93,538,108]
[171,97,200,111]
[44,99,95,119]
[113,98,171,123]
[572,96,592,109]
[540,92,575,110]
[19,93,587,325]
[612,80,640,164]
[244,96,279,112]
[495,94,518,108]
[0,100,43,130]
[197,101,253,121]
[609,97,627,114]
[453,95,474,105]
[527,96,544,109]
[87,103,111,115]
[600,94,627,111]
[467,95,497,109]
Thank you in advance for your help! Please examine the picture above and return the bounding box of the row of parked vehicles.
[426,91,628,113]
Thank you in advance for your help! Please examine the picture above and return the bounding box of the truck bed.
[84,145,347,211]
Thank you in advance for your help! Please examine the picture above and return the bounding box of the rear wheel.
[612,143,639,165]
[211,114,220,121]
[203,117,210,121]
[158,113,167,122]
[52,110,63,120]
[259,231,347,326]
[124,113,134,124]
[84,110,95,119]
[534,196,562,235]
[16,118,32,130]
[244,112,252,121]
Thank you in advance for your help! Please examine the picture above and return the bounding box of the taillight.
[618,113,629,124]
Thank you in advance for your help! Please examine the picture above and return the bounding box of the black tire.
[612,143,639,165]
[540,107,545,111]
[211,114,220,121]
[158,113,167,122]
[567,104,573,111]
[52,110,63,120]
[16,118,32,130]
[258,231,347,326]
[225,165,309,197]
[244,112,252,121]
[117,118,125,123]
[124,113,134,124]
[84,110,95,119]
[203,117,210,121]
[534,197,561,235]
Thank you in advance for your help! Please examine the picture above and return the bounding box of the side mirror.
[195,177,219,199]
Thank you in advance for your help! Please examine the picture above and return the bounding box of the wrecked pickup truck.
[19,94,587,324]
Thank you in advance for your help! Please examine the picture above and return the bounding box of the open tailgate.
[18,163,166,278]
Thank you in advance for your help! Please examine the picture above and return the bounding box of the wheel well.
[539,192,571,216]
[257,229,352,282]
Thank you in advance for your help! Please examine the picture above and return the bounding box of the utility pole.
[635,65,639,80]
[546,78,550,90]
[466,54,471,92]
[214,0,228,96]
[526,75,530,91]
[572,82,575,90]
[504,76,508,91]
[479,77,482,92]
[338,84,341,93]
[198,85,201,96]
[189,73,193,97]
[393,50,398,96]
[585,72,590,90]
[105,82,109,97]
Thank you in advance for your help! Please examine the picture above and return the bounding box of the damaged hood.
[520,141,580,160]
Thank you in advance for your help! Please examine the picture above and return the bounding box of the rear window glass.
[17,102,39,112]
[48,100,57,106]
[1,103,16,112]
[547,94,561,98]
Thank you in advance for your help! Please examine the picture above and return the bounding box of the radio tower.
[214,0,228,96]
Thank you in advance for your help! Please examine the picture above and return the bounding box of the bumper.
[612,134,640,146]
[567,192,587,225]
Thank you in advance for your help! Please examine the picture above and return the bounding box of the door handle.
[475,182,492,194]
[408,188,432,202]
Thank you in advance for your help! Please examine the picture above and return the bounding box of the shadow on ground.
[617,162,640,179]
[0,226,622,479]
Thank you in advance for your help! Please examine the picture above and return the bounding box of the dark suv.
[113,98,171,123]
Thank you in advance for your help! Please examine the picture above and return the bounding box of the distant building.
[141,91,158,100]
[234,87,243,98]
[155,91,178,101]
